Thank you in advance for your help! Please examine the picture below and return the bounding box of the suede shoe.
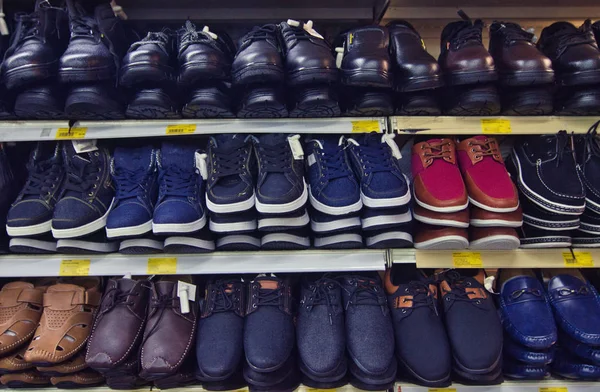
[413,204,469,228]
[520,194,580,231]
[574,121,600,214]
[387,21,443,92]
[538,20,600,86]
[385,265,451,387]
[244,275,294,373]
[232,24,284,85]
[120,31,175,87]
[7,143,65,237]
[469,227,520,250]
[470,205,523,228]
[489,21,554,86]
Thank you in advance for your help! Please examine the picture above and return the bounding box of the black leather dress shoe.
[500,85,553,115]
[14,84,66,120]
[126,88,180,119]
[177,21,235,87]
[289,85,340,118]
[442,83,500,116]
[537,20,600,86]
[594,21,600,45]
[342,88,393,116]
[120,31,175,87]
[339,25,392,88]
[232,25,284,85]
[237,85,288,118]
[182,83,235,118]
[65,84,126,120]
[279,20,337,85]
[555,85,600,115]
[396,91,441,115]
[387,21,442,92]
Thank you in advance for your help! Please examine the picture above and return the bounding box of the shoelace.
[354,135,397,176]
[556,20,596,53]
[211,281,236,313]
[242,24,277,44]
[453,20,484,48]
[63,155,101,194]
[344,278,387,314]
[321,144,351,180]
[69,2,98,37]
[212,143,248,179]
[584,120,600,159]
[180,20,215,45]
[130,31,169,51]
[256,141,291,174]
[159,166,197,198]
[256,285,282,307]
[102,287,139,313]
[402,281,439,316]
[22,158,62,197]
[468,138,500,160]
[496,23,534,43]
[140,294,176,348]
[281,20,325,50]
[113,167,150,201]
[303,277,341,325]
[553,131,574,168]
[442,270,483,305]
[422,140,453,164]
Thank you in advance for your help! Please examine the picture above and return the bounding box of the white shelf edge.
[397,380,600,391]
[0,121,69,142]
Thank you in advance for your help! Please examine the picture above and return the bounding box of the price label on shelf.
[59,259,90,276]
[563,252,594,267]
[166,124,196,135]
[429,389,456,392]
[231,388,248,392]
[351,120,380,133]
[481,119,512,134]
[55,127,87,139]
[539,387,568,392]
[306,389,336,392]
[452,252,483,268]
[147,257,177,274]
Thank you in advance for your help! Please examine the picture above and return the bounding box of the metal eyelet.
[401,309,407,314]
[475,300,481,304]
[426,159,433,164]
[88,192,93,197]
[252,303,257,308]
[94,152,99,156]
[445,297,450,301]
[471,148,476,152]
[92,184,97,189]
[466,282,471,286]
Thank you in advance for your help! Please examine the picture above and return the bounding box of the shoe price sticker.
[428,389,456,392]
[351,120,381,133]
[59,259,91,276]
[452,252,483,268]
[55,127,87,140]
[563,251,594,267]
[165,124,196,135]
[539,387,568,392]
[147,257,177,274]
[306,389,337,392]
[480,119,512,134]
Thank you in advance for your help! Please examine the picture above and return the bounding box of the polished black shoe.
[14,84,66,119]
[2,0,68,90]
[59,0,131,83]
[65,84,126,120]
[120,31,175,87]
[289,85,340,118]
[177,21,235,86]
[395,91,441,115]
[182,83,235,118]
[555,85,600,115]
[343,88,393,116]
[500,85,553,115]
[232,25,284,85]
[537,20,600,86]
[387,21,443,92]
[279,20,337,85]
[237,85,288,118]
[594,21,600,45]
[126,88,180,119]
[442,83,501,116]
[339,26,392,88]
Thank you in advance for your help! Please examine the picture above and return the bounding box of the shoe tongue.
[213,134,246,149]
[549,274,586,290]
[117,279,136,293]
[2,281,34,290]
[257,133,287,146]
[33,142,59,162]
[114,146,153,171]
[155,281,175,296]
[362,133,383,147]
[255,277,280,290]
[552,21,578,34]
[160,143,196,168]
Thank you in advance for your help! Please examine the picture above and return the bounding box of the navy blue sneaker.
[575,121,600,214]
[52,142,115,239]
[106,145,158,239]
[209,210,257,234]
[384,265,451,387]
[153,142,207,235]
[206,134,256,214]
[310,208,361,234]
[305,135,361,215]
[163,228,215,253]
[257,208,309,232]
[503,337,555,365]
[361,204,412,231]
[216,233,261,251]
[196,278,245,382]
[252,134,307,214]
[313,229,363,249]
[261,228,310,250]
[519,224,573,248]
[552,349,600,380]
[7,143,65,237]
[508,132,585,215]
[521,194,581,231]
[347,133,411,208]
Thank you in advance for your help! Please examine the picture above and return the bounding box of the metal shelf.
[0,121,69,142]
[397,380,599,391]
[390,116,600,135]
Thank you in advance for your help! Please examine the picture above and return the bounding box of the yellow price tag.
[564,251,594,267]
[351,120,380,133]
[539,387,568,392]
[147,257,177,274]
[166,124,196,135]
[56,127,87,139]
[59,259,90,276]
[481,119,512,134]
[452,252,483,268]
[429,389,456,392]
[231,388,249,392]
[306,389,336,392]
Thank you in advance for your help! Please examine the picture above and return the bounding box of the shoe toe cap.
[153,199,203,224]
[7,200,52,228]
[52,198,100,230]
[107,202,152,229]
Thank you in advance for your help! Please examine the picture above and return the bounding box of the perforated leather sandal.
[50,368,105,388]
[0,281,46,356]
[24,278,103,366]
[36,349,88,376]
[0,369,51,387]
[0,345,34,374]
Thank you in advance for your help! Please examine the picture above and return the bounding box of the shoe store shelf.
[0,249,386,278]
[0,121,70,142]
[390,249,597,269]
[390,116,600,136]
[397,380,599,391]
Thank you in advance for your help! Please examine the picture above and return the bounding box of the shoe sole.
[361,184,411,208]
[216,234,261,250]
[444,89,501,116]
[470,218,523,228]
[498,70,555,86]
[348,356,397,387]
[445,69,498,86]
[119,238,164,254]
[236,96,288,118]
[3,61,57,90]
[469,196,519,213]
[14,90,64,120]
[6,219,52,237]
[308,189,362,216]
[152,213,207,235]
[365,231,413,249]
[579,220,600,234]
[182,102,235,119]
[52,199,114,239]
[65,90,125,120]
[345,91,394,116]
[287,67,338,86]
[298,356,347,383]
[261,233,310,250]
[56,239,119,254]
[469,235,520,250]
[178,61,230,86]
[311,216,362,234]
[501,89,554,116]
[586,197,600,215]
[397,356,452,388]
[255,181,308,214]
[571,236,600,248]
[106,220,153,239]
[231,63,285,85]
[522,213,580,230]
[314,233,363,249]
[163,236,215,253]
[413,212,469,228]
[556,89,600,115]
[209,218,257,233]
[519,237,572,248]
[362,210,412,231]
[119,62,174,87]
[126,103,181,119]
[9,238,57,254]
[414,235,469,250]
[340,69,392,88]
[206,194,255,214]
[395,74,444,92]
[558,69,600,87]
[59,65,115,84]
[258,210,309,231]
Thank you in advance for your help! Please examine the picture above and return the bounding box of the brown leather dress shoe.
[0,369,51,387]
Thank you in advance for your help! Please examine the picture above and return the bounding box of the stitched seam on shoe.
[536,163,584,199]
[87,313,145,366]
[141,315,196,371]
[518,181,580,213]
[500,300,554,346]
[0,329,35,353]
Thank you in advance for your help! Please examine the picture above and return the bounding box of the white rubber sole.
[314,233,363,248]
[520,239,572,248]
[311,216,361,233]
[206,193,255,214]
[6,219,52,237]
[164,236,215,251]
[414,212,469,228]
[414,193,469,213]
[362,210,412,229]
[308,188,363,215]
[586,197,600,213]
[152,213,207,234]
[469,235,520,250]
[56,239,119,253]
[255,180,308,214]
[52,198,115,239]
[470,218,523,228]
[365,231,413,247]
[522,213,580,231]
[209,219,257,233]
[106,219,152,239]
[414,235,469,250]
[217,235,261,248]
[469,197,519,213]
[361,188,411,208]
[571,241,600,248]
[9,238,57,252]
[258,210,309,229]
[261,233,310,247]
[119,238,164,252]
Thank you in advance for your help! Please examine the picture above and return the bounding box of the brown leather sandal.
[0,345,34,374]
[0,369,51,387]
[24,278,102,365]
[50,368,104,388]
[36,349,87,376]
[0,281,46,356]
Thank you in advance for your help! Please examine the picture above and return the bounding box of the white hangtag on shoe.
[302,20,324,39]
[195,152,208,180]
[382,134,402,159]
[72,140,98,154]
[335,47,344,69]
[177,281,197,314]
[202,26,218,40]
[288,135,304,160]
